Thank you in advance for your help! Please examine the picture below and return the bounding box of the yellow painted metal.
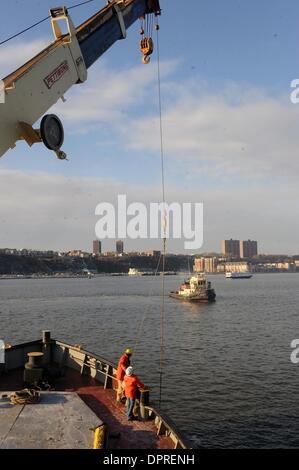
[18,122,42,147]
[93,424,107,449]
[140,37,154,56]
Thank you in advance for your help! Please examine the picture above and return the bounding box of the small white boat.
[128,268,140,276]
[225,271,252,279]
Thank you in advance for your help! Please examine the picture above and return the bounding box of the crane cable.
[156,19,167,410]
[133,251,163,352]
[0,0,96,47]
[133,18,166,410]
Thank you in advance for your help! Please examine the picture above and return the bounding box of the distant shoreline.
[0,271,298,280]
[0,272,178,280]
[0,274,95,280]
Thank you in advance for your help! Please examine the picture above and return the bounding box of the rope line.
[0,16,50,46]
[10,388,40,405]
[0,0,96,47]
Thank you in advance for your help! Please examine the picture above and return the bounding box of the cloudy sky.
[0,0,298,254]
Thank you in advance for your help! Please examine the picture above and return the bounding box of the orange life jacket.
[123,374,144,399]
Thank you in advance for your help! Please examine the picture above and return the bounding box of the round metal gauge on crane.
[40,114,64,151]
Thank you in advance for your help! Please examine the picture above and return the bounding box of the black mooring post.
[42,330,52,364]
[139,388,150,420]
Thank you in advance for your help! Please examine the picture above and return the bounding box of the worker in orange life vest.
[123,366,145,421]
[116,348,133,402]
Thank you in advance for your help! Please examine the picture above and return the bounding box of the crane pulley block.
[140,37,154,64]
[140,37,154,55]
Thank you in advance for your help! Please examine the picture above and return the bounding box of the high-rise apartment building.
[92,240,101,255]
[116,240,124,255]
[221,239,258,259]
[240,240,258,258]
[221,239,240,258]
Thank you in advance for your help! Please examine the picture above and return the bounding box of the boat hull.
[169,290,216,303]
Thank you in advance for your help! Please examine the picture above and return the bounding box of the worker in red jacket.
[123,366,145,421]
[116,348,133,402]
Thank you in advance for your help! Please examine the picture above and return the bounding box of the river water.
[1,273,299,448]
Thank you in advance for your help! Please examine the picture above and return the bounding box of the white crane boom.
[0,0,161,159]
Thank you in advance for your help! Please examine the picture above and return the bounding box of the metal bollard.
[42,330,51,343]
[42,330,52,364]
[139,388,150,420]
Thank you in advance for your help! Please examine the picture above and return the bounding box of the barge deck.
[0,333,188,449]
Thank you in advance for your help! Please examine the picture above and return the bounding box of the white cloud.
[4,37,296,185]
[0,39,49,78]
[48,58,299,183]
[52,59,179,124]
[0,38,298,253]
[0,168,297,254]
[120,83,299,181]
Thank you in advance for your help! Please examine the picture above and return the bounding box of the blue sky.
[0,0,299,253]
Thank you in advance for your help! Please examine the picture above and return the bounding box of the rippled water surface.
[1,273,299,448]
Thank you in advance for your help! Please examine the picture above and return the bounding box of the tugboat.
[169,274,216,303]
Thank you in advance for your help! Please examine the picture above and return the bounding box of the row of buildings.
[0,241,161,260]
[0,248,57,258]
[194,258,299,274]
[92,238,258,260]
[193,258,251,274]
[92,240,161,258]
[1,247,299,273]
[193,238,259,274]
[221,239,258,259]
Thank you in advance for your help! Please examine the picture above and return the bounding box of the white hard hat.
[126,366,133,376]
